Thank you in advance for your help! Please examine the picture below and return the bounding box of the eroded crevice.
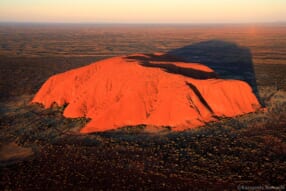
[186,82,214,114]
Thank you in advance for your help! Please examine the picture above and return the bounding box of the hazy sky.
[0,0,285,23]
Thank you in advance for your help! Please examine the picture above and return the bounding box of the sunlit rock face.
[32,53,260,133]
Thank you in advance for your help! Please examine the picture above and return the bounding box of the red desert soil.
[32,53,260,133]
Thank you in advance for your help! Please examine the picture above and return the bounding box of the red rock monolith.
[32,53,260,133]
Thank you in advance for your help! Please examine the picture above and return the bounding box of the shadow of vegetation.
[168,40,259,99]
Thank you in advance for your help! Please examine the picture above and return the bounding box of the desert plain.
[0,23,286,190]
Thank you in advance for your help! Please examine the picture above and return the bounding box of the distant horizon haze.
[0,21,286,25]
[0,0,285,23]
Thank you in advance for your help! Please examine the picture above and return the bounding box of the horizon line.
[0,21,286,25]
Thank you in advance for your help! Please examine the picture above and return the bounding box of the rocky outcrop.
[32,53,260,133]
